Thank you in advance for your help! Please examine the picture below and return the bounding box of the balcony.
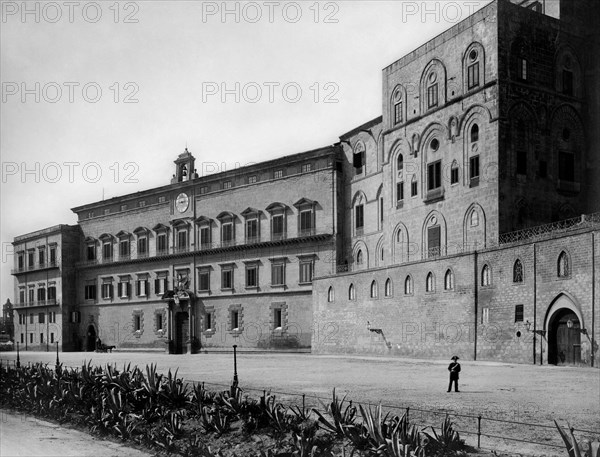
[271,233,287,242]
[245,236,260,245]
[173,246,190,254]
[14,299,59,308]
[298,228,316,237]
[11,261,60,275]
[221,239,236,248]
[156,249,169,257]
[424,187,444,203]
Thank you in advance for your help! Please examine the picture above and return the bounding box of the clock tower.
[171,148,196,184]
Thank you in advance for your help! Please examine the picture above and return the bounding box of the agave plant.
[312,388,357,437]
[422,415,464,456]
[554,420,600,457]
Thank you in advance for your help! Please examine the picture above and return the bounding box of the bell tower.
[171,148,196,184]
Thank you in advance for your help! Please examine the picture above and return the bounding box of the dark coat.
[448,362,461,380]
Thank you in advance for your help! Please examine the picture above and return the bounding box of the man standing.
[447,356,461,392]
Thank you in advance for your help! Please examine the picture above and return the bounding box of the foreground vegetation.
[0,361,471,456]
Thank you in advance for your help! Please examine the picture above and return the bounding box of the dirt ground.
[2,350,598,456]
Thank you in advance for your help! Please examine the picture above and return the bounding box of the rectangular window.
[428,225,441,258]
[102,283,113,300]
[518,58,527,80]
[120,204,127,211]
[221,268,233,289]
[39,312,45,324]
[18,254,24,270]
[28,251,34,269]
[222,223,234,245]
[84,284,97,300]
[50,333,54,343]
[353,151,364,175]
[50,247,56,265]
[271,263,285,286]
[155,277,167,295]
[397,182,404,202]
[158,196,166,203]
[301,163,312,173]
[563,70,573,96]
[274,308,282,329]
[21,334,24,344]
[468,62,480,89]
[200,186,208,194]
[272,214,284,240]
[355,204,364,230]
[138,200,146,207]
[516,151,527,175]
[427,161,442,191]
[136,279,148,296]
[28,289,35,304]
[48,286,56,301]
[411,180,418,197]
[30,333,33,344]
[451,166,459,184]
[205,312,213,331]
[223,181,232,189]
[470,155,480,186]
[119,239,130,258]
[299,261,313,284]
[37,288,46,303]
[482,307,490,324]
[40,333,44,344]
[246,219,259,242]
[118,282,130,298]
[246,265,258,288]
[156,314,163,331]
[87,245,96,261]
[19,290,25,304]
[231,310,239,330]
[248,175,257,184]
[558,151,575,182]
[274,169,283,179]
[200,226,211,248]
[48,312,56,324]
[30,313,34,324]
[515,305,524,323]
[137,237,148,256]
[102,242,112,260]
[104,208,110,215]
[177,230,187,250]
[134,315,141,331]
[198,270,210,291]
[300,210,313,234]
[157,234,168,254]
[38,249,45,266]
[427,84,438,108]
[394,101,403,124]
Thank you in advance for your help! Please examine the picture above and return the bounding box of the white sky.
[0,0,492,301]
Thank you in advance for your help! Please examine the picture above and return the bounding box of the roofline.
[70,143,341,213]
[12,224,80,244]
[339,116,383,140]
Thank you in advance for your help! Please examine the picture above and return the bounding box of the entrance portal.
[174,312,189,354]
[86,325,96,352]
[548,309,581,365]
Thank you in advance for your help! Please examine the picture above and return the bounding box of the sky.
[1,0,492,302]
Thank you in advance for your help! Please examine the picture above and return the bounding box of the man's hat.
[451,356,459,360]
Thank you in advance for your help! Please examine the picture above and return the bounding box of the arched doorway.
[548,309,581,365]
[86,325,96,352]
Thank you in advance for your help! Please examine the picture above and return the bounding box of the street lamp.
[566,319,588,335]
[525,320,546,337]
[231,344,239,395]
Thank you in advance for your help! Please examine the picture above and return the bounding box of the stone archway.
[545,294,584,365]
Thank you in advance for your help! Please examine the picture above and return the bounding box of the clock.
[175,193,189,213]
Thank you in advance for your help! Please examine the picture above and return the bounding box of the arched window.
[444,269,454,290]
[513,259,523,283]
[397,154,404,173]
[558,251,570,277]
[427,72,439,109]
[356,250,363,265]
[392,86,404,125]
[380,248,384,262]
[404,275,413,295]
[327,286,334,303]
[481,264,491,286]
[385,278,392,297]
[348,283,356,301]
[470,210,479,227]
[426,272,434,292]
[466,47,481,90]
[411,175,418,197]
[471,124,479,143]
[450,161,459,185]
[370,280,378,298]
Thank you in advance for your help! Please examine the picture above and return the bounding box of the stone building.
[10,0,599,365]
[312,0,600,366]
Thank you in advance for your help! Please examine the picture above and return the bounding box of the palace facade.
[11,0,600,365]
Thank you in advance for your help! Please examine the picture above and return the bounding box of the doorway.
[86,325,96,352]
[548,309,581,365]
[174,312,189,354]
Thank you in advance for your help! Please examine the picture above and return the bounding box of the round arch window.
[430,138,440,151]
